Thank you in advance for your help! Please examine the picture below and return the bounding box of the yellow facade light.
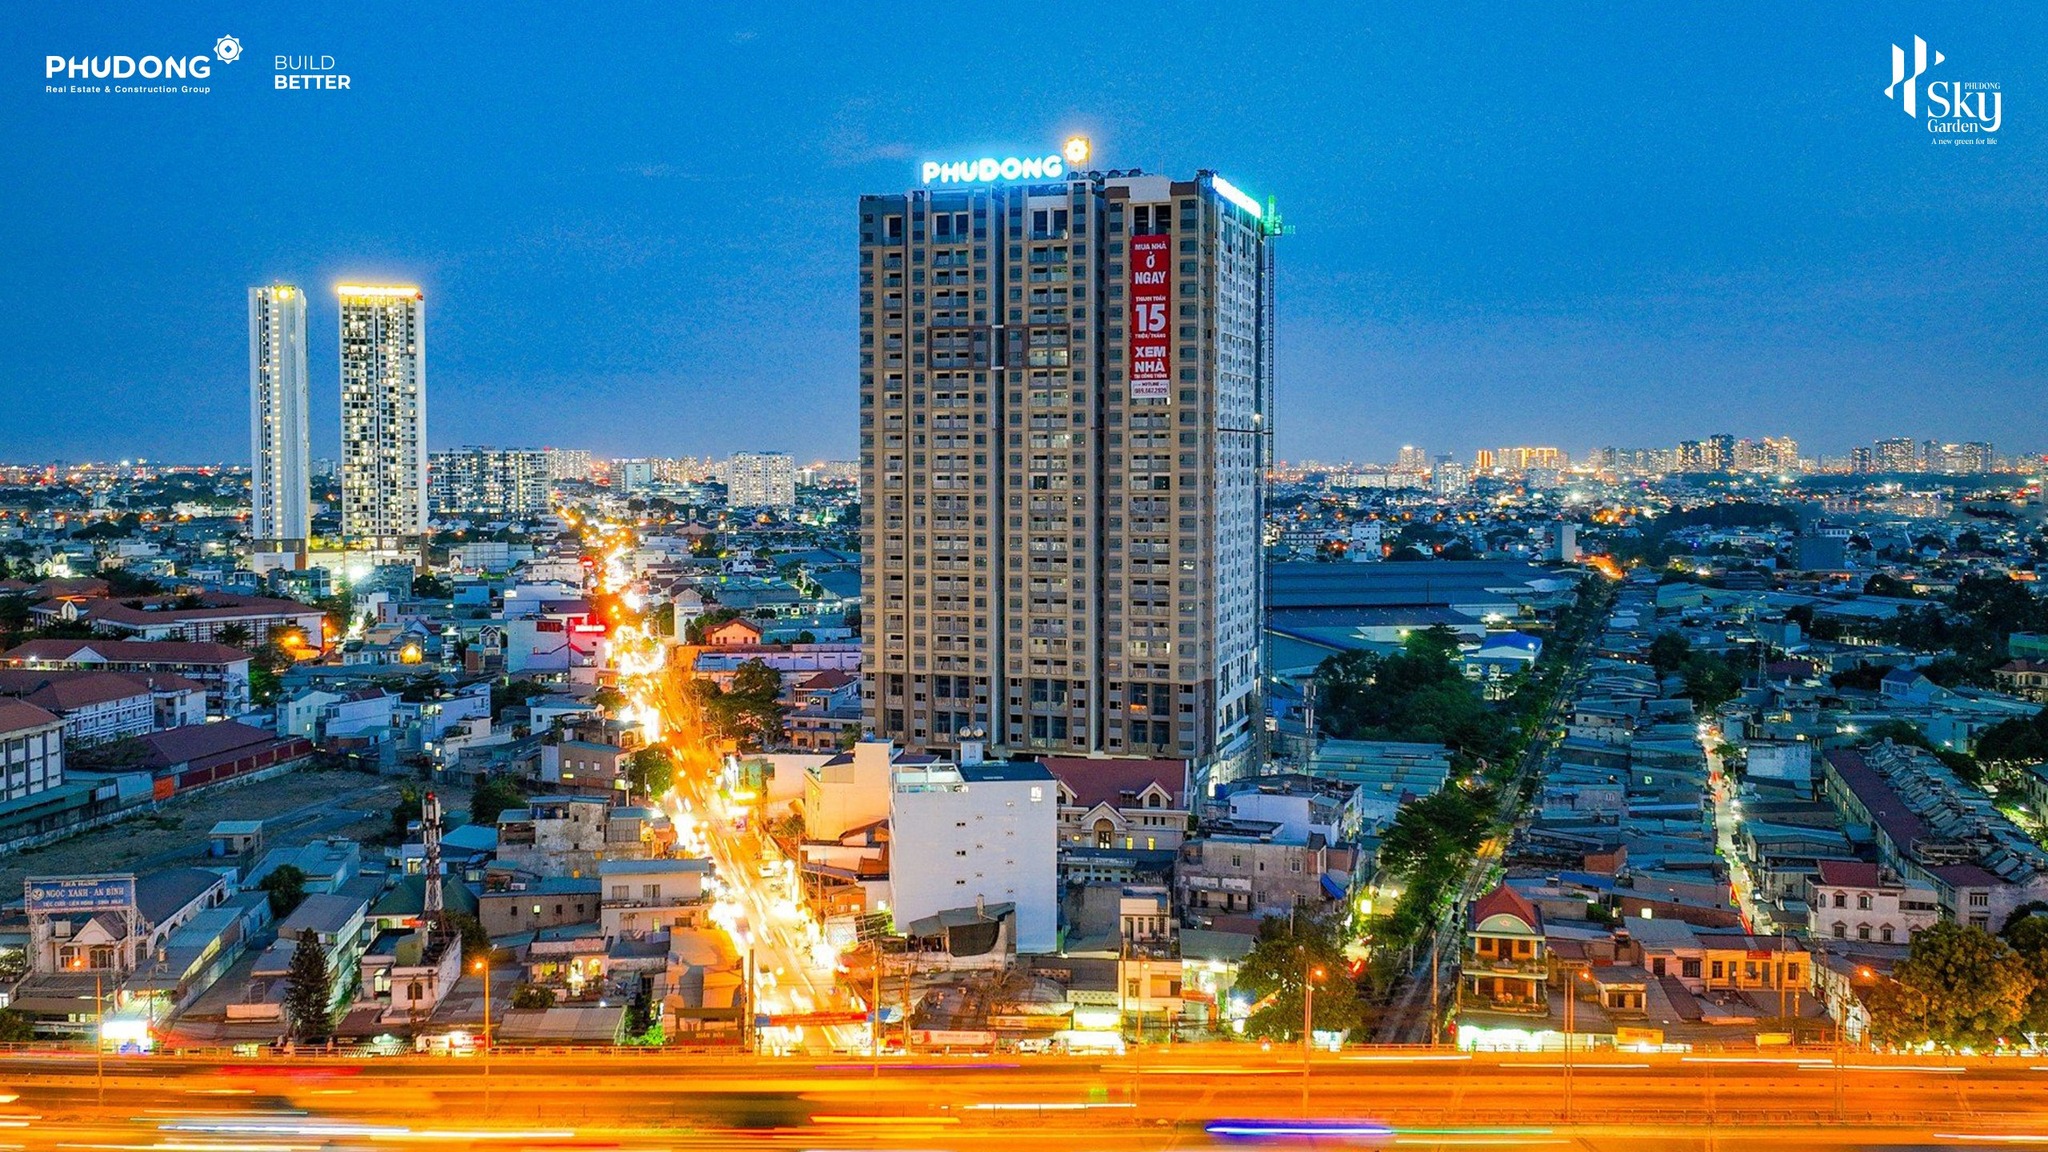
[336,284,424,298]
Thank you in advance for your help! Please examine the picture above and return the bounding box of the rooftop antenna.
[422,790,445,933]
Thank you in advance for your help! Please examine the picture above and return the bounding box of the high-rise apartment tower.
[248,284,311,567]
[337,285,427,551]
[858,161,1275,788]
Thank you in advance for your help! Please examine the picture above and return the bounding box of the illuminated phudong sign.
[921,137,1092,185]
[922,154,1064,185]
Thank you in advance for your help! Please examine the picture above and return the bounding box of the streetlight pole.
[1300,955,1322,1118]
[1562,972,1574,1124]
[95,969,104,1106]
[473,957,492,1107]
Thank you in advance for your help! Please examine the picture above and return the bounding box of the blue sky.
[2,3,2041,464]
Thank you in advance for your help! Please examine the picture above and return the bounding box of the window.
[1681,959,1702,979]
[1832,922,1846,939]
[1856,894,1873,910]
[1857,924,1871,940]
[1881,925,1895,942]
[1832,892,1846,908]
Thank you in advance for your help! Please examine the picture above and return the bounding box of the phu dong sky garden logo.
[1886,35,2002,141]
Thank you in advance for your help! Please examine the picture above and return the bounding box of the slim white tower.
[337,285,427,551]
[248,285,310,568]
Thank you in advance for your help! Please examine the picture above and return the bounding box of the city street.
[597,541,865,1054]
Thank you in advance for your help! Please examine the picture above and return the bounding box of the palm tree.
[216,623,252,650]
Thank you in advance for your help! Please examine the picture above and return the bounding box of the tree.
[412,573,453,599]
[0,1008,35,1043]
[215,623,252,650]
[470,776,526,826]
[450,912,493,966]
[589,686,626,715]
[390,786,423,840]
[512,983,556,1010]
[2002,913,2048,1037]
[1866,922,2033,1050]
[627,746,675,800]
[1234,914,1364,1042]
[283,932,333,1042]
[259,864,308,919]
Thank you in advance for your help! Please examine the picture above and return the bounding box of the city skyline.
[5,7,2044,463]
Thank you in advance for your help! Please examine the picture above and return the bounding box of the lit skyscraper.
[247,284,310,567]
[726,451,797,509]
[859,160,1275,788]
[337,285,427,551]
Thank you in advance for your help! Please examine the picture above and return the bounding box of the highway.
[5,1048,2048,1149]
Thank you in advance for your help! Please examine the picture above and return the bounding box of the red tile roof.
[1,638,252,666]
[1815,860,1881,888]
[0,669,153,711]
[1040,756,1188,811]
[1469,883,1544,933]
[0,698,62,735]
[799,670,857,691]
[140,721,282,768]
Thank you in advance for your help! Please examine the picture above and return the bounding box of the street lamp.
[1301,960,1325,1116]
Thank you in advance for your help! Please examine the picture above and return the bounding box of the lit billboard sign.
[920,137,1092,186]
[921,154,1065,185]
[25,874,136,914]
[1128,234,1171,400]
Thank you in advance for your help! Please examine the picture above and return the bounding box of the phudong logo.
[41,34,239,95]
[1885,36,2002,137]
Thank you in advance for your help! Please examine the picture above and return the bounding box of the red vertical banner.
[1128,234,1171,400]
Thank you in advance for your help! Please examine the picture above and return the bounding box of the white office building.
[248,285,311,568]
[726,451,796,509]
[887,753,1057,953]
[338,285,427,551]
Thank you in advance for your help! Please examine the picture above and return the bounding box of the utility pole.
[1428,933,1441,1047]
[1300,950,1321,1118]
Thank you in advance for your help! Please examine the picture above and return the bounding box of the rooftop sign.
[921,136,1092,186]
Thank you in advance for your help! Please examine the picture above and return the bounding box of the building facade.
[338,285,427,550]
[0,699,64,805]
[428,446,551,518]
[857,163,1274,789]
[247,285,311,567]
[726,451,797,509]
[887,755,1057,953]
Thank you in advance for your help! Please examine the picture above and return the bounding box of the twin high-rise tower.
[247,283,426,566]
[336,286,427,551]
[858,160,1276,788]
[247,285,311,567]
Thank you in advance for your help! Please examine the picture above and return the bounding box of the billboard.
[1128,233,1171,400]
[25,874,136,915]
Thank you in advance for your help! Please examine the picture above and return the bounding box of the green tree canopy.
[628,746,675,800]
[470,776,527,826]
[283,932,333,1042]
[259,864,308,919]
[1234,914,1364,1042]
[1867,922,2033,1050]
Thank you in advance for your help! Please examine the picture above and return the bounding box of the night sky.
[3,3,2042,464]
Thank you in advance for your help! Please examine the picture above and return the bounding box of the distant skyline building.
[726,451,796,509]
[1873,437,1917,473]
[544,448,593,482]
[428,446,550,518]
[337,285,427,551]
[247,284,310,568]
[858,165,1275,786]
